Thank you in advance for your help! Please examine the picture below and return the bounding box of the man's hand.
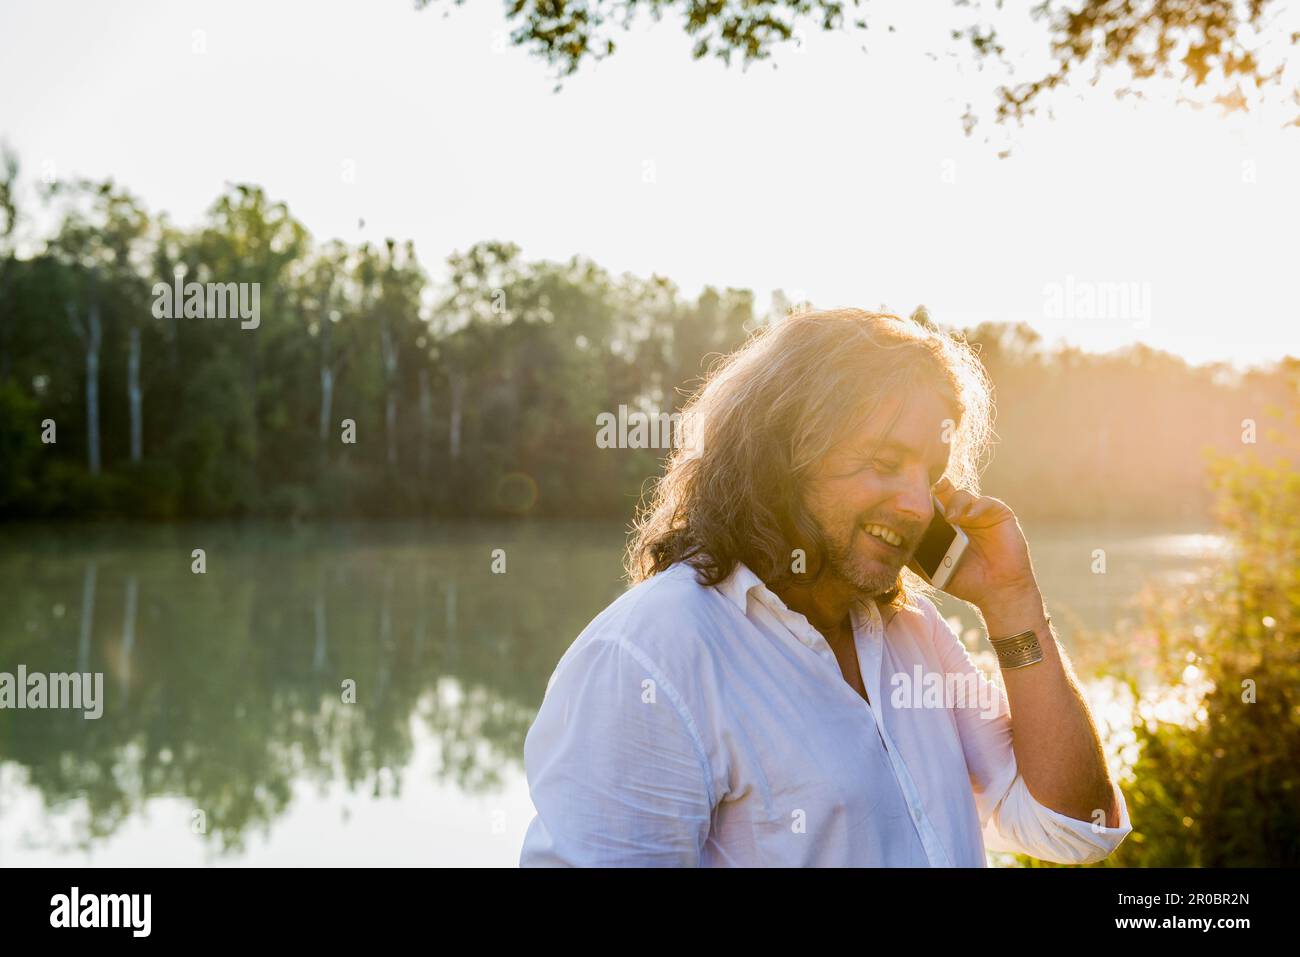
[925,480,1121,832]
[920,477,1041,620]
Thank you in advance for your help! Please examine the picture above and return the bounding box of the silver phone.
[908,494,969,590]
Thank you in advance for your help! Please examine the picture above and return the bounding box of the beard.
[813,508,914,600]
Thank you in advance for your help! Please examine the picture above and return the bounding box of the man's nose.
[892,470,933,522]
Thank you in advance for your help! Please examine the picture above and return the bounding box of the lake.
[0,518,1228,866]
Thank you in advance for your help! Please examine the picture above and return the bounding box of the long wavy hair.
[625,307,994,612]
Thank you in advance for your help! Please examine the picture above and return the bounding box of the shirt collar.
[715,561,889,652]
[714,561,766,613]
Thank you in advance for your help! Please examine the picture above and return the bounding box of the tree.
[190,183,309,507]
[304,241,357,454]
[0,144,19,382]
[45,179,153,477]
[432,241,525,500]
[65,275,103,474]
[417,0,1299,128]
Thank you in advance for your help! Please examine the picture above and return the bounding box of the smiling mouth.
[861,522,904,548]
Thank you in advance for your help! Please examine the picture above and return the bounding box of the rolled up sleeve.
[519,634,714,867]
[931,608,1133,865]
[981,772,1132,864]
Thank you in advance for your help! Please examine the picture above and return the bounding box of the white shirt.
[519,560,1132,866]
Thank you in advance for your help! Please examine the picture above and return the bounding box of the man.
[519,307,1132,866]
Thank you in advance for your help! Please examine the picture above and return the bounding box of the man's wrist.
[977,584,1048,639]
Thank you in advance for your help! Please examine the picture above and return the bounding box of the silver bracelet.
[989,624,1046,670]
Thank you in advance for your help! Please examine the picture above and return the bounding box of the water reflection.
[0,520,1223,865]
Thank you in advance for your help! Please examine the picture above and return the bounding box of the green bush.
[1116,417,1299,866]
[1021,399,1300,867]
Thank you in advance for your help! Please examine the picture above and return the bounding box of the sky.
[2,0,1299,366]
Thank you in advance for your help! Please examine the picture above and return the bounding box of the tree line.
[0,154,1295,522]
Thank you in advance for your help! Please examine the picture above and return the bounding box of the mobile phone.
[908,495,969,590]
